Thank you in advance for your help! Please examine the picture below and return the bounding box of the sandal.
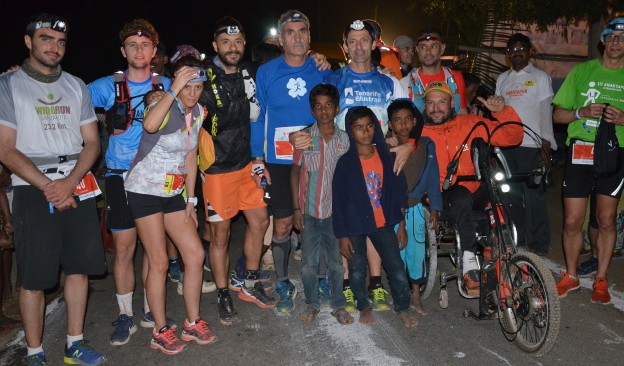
[299,306,320,322]
[331,307,354,325]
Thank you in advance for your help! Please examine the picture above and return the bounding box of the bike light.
[501,184,510,193]
[494,171,505,181]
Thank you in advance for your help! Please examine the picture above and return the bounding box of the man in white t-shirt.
[0,13,105,366]
[496,33,556,256]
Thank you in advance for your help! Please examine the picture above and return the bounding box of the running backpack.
[105,71,164,135]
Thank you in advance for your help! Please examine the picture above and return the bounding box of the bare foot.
[410,294,428,315]
[399,312,418,328]
[299,306,320,322]
[359,308,375,325]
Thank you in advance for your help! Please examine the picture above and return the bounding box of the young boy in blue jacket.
[387,99,442,316]
[332,106,418,327]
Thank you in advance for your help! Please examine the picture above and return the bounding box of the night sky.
[3,0,440,83]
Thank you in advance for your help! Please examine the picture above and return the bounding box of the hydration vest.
[105,71,164,135]
[407,67,461,114]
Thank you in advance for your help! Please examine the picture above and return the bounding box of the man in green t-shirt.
[552,17,624,306]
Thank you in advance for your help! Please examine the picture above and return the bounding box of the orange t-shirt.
[381,50,402,80]
[360,148,386,228]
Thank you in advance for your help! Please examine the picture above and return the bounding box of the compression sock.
[271,237,291,281]
[369,276,382,290]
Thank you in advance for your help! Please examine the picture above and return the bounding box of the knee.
[149,256,169,274]
[273,219,293,240]
[250,215,269,233]
[563,214,584,232]
[185,245,205,270]
[596,213,616,231]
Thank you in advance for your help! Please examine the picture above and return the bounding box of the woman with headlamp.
[124,55,216,354]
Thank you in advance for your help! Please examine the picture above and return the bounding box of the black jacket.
[200,59,257,174]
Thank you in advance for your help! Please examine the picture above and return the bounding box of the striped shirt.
[293,123,349,219]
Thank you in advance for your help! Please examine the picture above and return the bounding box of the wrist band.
[574,108,581,120]
[167,89,177,100]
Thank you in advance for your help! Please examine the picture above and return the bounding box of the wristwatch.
[186,197,198,206]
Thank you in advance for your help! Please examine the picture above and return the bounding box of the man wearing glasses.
[88,19,173,346]
[401,27,467,114]
[553,17,624,306]
[393,35,415,78]
[495,33,556,257]
[0,13,106,365]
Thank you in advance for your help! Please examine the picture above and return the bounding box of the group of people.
[1,8,623,366]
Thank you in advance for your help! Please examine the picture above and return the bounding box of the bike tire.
[499,251,561,357]
[420,208,438,300]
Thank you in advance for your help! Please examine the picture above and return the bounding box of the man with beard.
[421,81,523,295]
[401,27,467,114]
[553,18,624,305]
[0,13,106,365]
[88,19,174,346]
[198,17,276,326]
[496,33,556,257]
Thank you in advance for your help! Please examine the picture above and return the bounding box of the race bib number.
[585,118,600,128]
[572,141,594,165]
[73,171,102,200]
[274,126,306,160]
[164,160,186,195]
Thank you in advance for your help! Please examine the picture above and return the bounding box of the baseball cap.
[343,20,375,42]
[416,27,445,44]
[601,17,624,42]
[393,35,414,49]
[424,80,452,97]
[277,10,310,33]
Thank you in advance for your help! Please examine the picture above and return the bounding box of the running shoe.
[150,326,187,355]
[217,293,239,326]
[578,256,598,278]
[167,259,182,283]
[181,318,218,345]
[177,280,217,295]
[203,247,211,272]
[109,314,137,346]
[238,281,277,308]
[591,277,611,304]
[140,309,177,329]
[369,286,391,311]
[556,271,580,297]
[229,271,272,292]
[275,280,297,313]
[64,340,106,365]
[23,353,47,366]
[343,287,357,313]
[319,278,331,308]
[463,270,481,296]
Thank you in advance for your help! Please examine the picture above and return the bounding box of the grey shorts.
[13,186,107,290]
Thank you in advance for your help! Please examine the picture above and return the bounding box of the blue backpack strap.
[443,67,462,114]
[408,68,426,112]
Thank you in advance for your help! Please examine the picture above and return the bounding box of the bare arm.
[0,125,52,190]
[553,103,609,125]
[291,162,304,231]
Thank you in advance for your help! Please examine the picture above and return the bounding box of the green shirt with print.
[553,58,624,146]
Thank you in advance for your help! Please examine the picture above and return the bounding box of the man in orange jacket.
[421,81,523,295]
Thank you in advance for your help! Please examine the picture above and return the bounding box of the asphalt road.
[1,214,623,366]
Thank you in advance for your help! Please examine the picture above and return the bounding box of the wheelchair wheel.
[420,208,438,300]
[498,252,560,357]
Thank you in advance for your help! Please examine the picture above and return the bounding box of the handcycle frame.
[421,121,560,356]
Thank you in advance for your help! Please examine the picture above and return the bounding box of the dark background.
[2,0,441,83]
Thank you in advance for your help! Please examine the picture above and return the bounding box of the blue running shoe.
[275,280,297,313]
[140,309,177,329]
[578,256,599,278]
[167,258,182,283]
[110,314,137,346]
[64,340,105,365]
[319,278,331,308]
[23,353,47,365]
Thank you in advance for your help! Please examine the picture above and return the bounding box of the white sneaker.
[462,251,479,275]
[177,281,217,295]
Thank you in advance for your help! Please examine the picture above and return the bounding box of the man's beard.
[423,108,457,125]
[218,51,242,68]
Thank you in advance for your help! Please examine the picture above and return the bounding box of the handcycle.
[418,121,560,356]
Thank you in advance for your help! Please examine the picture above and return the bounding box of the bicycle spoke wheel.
[499,252,561,356]
[420,208,438,300]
